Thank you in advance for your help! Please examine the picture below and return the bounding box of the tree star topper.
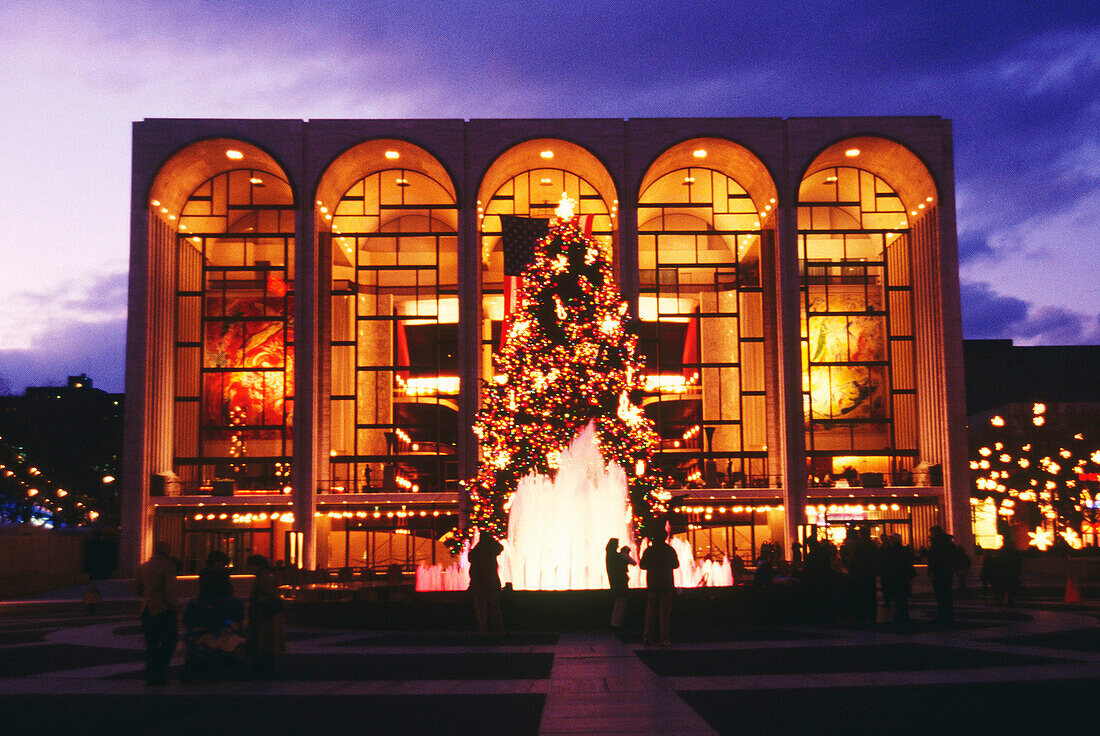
[555,193,576,220]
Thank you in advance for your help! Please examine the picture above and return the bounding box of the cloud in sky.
[0,269,128,393]
[0,0,1098,392]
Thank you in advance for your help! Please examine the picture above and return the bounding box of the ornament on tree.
[452,195,666,550]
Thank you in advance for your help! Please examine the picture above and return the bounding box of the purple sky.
[1,0,1098,394]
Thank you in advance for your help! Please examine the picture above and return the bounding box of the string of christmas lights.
[0,433,100,526]
[972,403,1100,550]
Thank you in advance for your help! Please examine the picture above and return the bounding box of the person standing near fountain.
[606,538,633,628]
[640,530,679,645]
[469,535,505,637]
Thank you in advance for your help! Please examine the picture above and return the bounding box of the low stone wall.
[0,527,86,598]
[1024,555,1100,582]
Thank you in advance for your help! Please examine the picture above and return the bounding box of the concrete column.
[775,187,808,559]
[458,125,480,528]
[292,201,319,568]
[121,203,153,575]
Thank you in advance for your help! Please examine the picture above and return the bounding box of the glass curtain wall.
[798,166,917,485]
[174,169,296,494]
[328,169,459,494]
[479,169,614,384]
[638,168,767,488]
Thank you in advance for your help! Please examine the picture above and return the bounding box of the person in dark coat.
[991,543,1023,605]
[198,549,233,599]
[606,538,630,628]
[640,529,679,645]
[927,526,964,623]
[880,534,916,622]
[468,534,505,637]
[245,554,285,677]
[135,541,179,686]
[845,527,881,625]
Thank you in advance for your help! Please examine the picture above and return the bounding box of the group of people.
[604,531,681,644]
[135,542,287,685]
[796,524,973,624]
[466,529,682,645]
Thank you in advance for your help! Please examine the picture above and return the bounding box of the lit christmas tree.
[972,403,1100,550]
[461,196,666,546]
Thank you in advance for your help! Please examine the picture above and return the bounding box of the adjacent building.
[122,117,968,574]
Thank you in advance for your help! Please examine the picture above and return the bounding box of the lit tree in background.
[461,197,666,546]
[0,433,102,527]
[972,403,1100,550]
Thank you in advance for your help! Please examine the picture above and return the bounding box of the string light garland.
[972,404,1100,550]
[451,203,666,551]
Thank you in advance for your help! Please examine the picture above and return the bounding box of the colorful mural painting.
[805,292,887,421]
[203,296,293,436]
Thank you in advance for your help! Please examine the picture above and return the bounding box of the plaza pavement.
[3,578,1100,735]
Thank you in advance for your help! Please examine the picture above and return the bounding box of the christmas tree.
[462,196,667,545]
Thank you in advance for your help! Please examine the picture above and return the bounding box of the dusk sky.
[1,0,1098,394]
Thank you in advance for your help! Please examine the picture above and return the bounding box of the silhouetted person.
[605,538,631,628]
[469,535,505,637]
[135,540,178,686]
[845,527,881,625]
[198,549,233,599]
[245,554,285,677]
[927,525,964,624]
[880,534,916,622]
[991,544,1023,605]
[640,530,679,645]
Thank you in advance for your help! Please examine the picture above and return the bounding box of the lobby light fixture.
[250,177,263,185]
[693,149,707,158]
[226,149,244,160]
[845,148,860,157]
[385,150,400,159]
[826,175,838,182]
[540,150,554,159]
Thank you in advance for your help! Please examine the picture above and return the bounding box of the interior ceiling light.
[540,178,552,185]
[150,199,160,207]
[683,176,695,183]
[540,150,554,159]
[693,149,707,158]
[845,148,860,157]
[825,175,838,182]
[384,150,400,159]
[226,149,244,160]
[250,177,263,185]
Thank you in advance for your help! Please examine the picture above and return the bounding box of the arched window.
[798,164,917,484]
[173,164,296,494]
[326,147,459,496]
[477,140,617,388]
[638,144,772,489]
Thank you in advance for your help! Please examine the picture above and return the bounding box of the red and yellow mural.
[203,296,293,436]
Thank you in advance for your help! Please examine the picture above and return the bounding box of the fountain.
[416,422,734,591]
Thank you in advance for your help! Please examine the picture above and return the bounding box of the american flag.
[499,215,548,347]
[501,214,548,276]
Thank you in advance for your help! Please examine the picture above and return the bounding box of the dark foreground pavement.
[3,586,1100,735]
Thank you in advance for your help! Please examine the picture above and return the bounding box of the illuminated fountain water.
[416,422,734,591]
